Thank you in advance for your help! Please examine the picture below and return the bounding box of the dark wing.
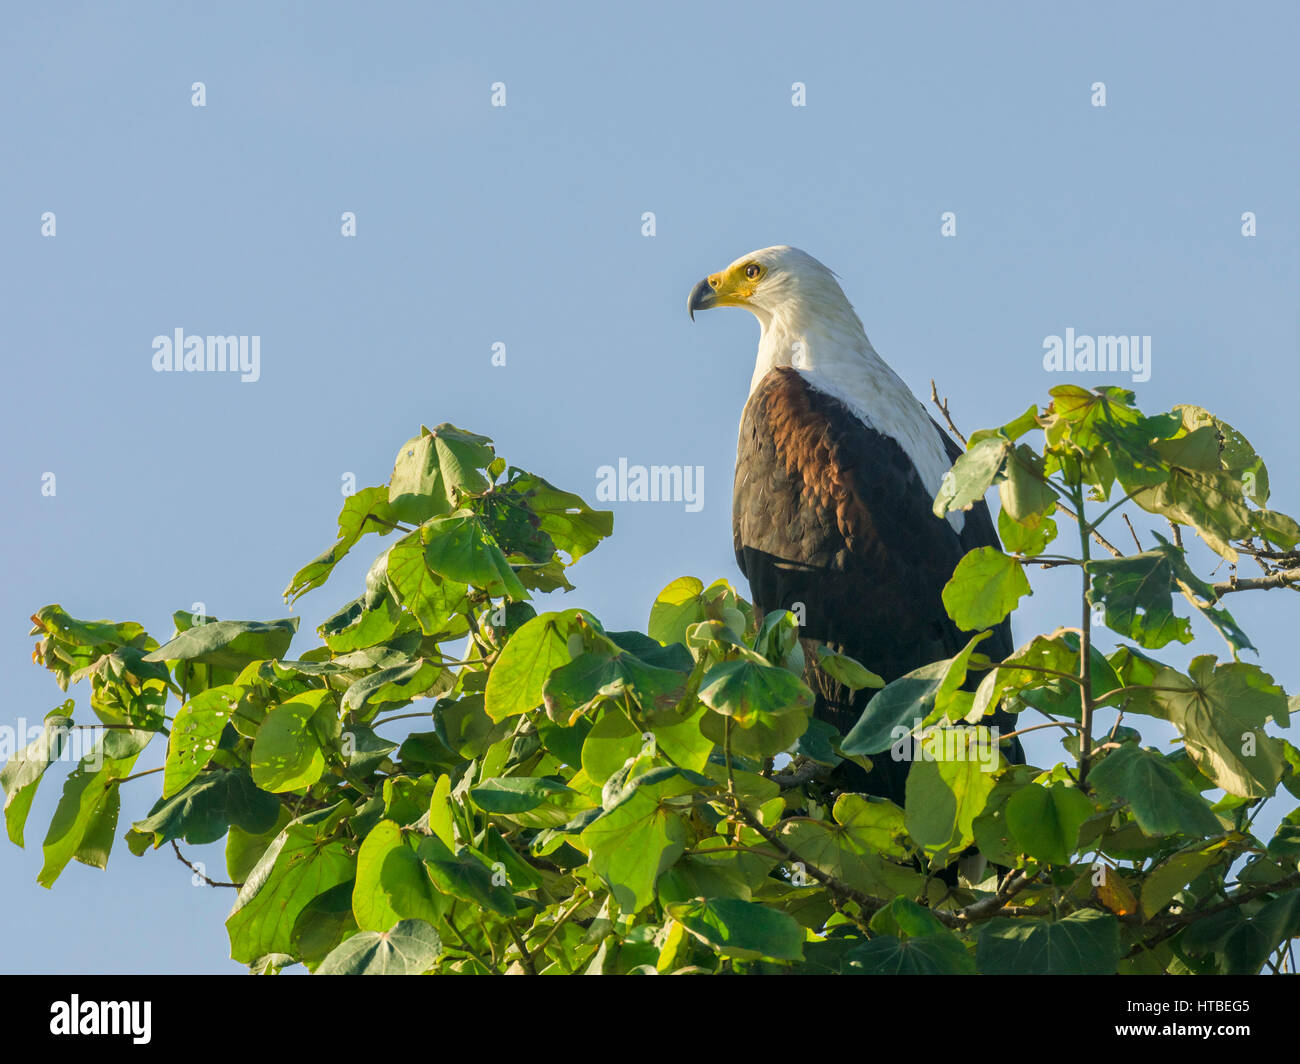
[733,369,1022,803]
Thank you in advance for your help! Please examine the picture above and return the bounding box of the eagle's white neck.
[747,287,964,533]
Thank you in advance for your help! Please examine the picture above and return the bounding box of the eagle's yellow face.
[687,256,770,317]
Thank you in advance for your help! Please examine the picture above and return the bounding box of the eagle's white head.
[687,245,964,530]
[688,245,876,396]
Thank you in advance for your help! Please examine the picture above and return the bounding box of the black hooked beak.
[687,278,717,321]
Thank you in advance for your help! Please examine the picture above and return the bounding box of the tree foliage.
[8,394,1300,974]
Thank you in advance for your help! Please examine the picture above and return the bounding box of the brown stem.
[929,379,968,447]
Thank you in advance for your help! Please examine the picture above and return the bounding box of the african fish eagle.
[688,245,1023,804]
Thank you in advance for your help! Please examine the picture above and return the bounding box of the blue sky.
[2,1,1297,972]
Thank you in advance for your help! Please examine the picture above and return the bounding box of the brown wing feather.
[734,368,1021,803]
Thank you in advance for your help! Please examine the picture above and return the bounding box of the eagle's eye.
[745,263,761,280]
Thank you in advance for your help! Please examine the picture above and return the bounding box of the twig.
[929,380,967,447]
[1122,514,1143,552]
[954,869,1038,923]
[998,720,1084,743]
[171,840,240,888]
[109,766,164,786]
[1211,567,1300,597]
[1055,500,1124,559]
[362,514,415,534]
[1123,869,1300,959]
[506,923,538,975]
[1075,484,1096,789]
[370,710,436,728]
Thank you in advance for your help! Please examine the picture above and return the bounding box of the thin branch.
[171,840,240,888]
[506,922,538,975]
[1076,485,1096,789]
[1123,869,1300,959]
[954,870,1038,924]
[1236,543,1300,562]
[929,379,967,447]
[362,514,415,535]
[1055,500,1124,559]
[1211,567,1300,597]
[1122,514,1143,552]
[109,766,164,785]
[998,720,1084,743]
[370,710,436,728]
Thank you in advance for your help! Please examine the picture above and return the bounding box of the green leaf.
[998,444,1056,523]
[227,810,357,963]
[315,919,443,975]
[648,577,749,648]
[133,767,279,846]
[1003,783,1092,865]
[319,592,412,654]
[581,709,649,783]
[997,506,1057,557]
[388,429,453,524]
[932,436,1010,517]
[1252,509,1300,550]
[226,806,292,884]
[341,660,449,718]
[469,776,594,828]
[1045,385,1140,452]
[868,895,949,938]
[503,470,613,563]
[352,820,445,931]
[1086,551,1193,650]
[833,794,910,860]
[697,660,813,725]
[2,707,73,846]
[976,909,1121,975]
[1153,656,1286,798]
[145,618,299,671]
[648,577,707,646]
[1088,744,1223,837]
[903,729,1000,861]
[386,531,470,638]
[284,486,399,603]
[1140,843,1228,918]
[422,511,528,601]
[1175,404,1269,505]
[291,881,358,964]
[841,660,948,756]
[164,685,243,797]
[815,647,884,691]
[845,932,975,974]
[1132,462,1252,562]
[666,897,804,962]
[942,547,1031,631]
[581,766,714,913]
[543,650,686,721]
[484,611,581,722]
[778,819,927,901]
[250,690,334,794]
[417,836,516,916]
[341,725,398,777]
[38,730,151,887]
